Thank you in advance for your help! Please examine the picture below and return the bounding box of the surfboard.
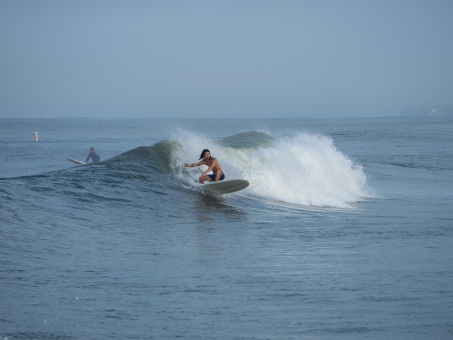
[68,158,86,165]
[202,179,249,195]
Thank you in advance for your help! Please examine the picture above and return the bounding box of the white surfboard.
[202,179,249,195]
[68,158,86,165]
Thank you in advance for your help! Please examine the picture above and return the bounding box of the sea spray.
[240,133,370,208]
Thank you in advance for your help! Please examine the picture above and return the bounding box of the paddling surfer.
[85,147,101,164]
[184,149,225,184]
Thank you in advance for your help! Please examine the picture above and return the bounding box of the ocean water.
[1,117,452,339]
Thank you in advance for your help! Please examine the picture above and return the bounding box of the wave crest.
[169,130,371,208]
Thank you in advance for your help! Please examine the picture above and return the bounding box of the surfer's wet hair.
[199,149,211,160]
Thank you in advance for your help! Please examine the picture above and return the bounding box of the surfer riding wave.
[184,149,225,184]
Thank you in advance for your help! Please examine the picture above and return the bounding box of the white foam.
[170,129,371,208]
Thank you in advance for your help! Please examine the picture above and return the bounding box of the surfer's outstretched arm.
[184,161,204,168]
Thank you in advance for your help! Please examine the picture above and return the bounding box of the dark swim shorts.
[208,172,225,182]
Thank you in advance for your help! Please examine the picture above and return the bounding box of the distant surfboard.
[202,179,249,195]
[68,158,86,165]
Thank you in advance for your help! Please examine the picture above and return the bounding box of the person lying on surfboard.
[85,147,101,164]
[184,149,225,184]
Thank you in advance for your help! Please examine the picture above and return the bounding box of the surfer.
[184,149,225,184]
[85,147,101,164]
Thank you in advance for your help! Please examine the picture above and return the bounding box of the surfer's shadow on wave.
[192,195,248,223]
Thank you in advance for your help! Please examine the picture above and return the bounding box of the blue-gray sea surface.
[1,117,452,339]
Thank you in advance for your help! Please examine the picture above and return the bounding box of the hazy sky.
[1,0,452,118]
